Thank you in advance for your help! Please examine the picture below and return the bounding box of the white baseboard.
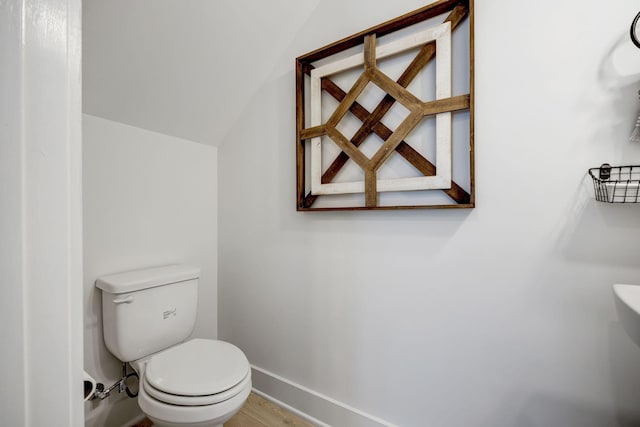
[250,365,398,427]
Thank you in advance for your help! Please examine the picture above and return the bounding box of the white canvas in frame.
[309,21,452,196]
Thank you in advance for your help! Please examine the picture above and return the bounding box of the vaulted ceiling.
[83,0,321,146]
[83,0,434,146]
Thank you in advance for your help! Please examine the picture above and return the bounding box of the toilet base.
[138,375,250,427]
[133,349,251,427]
[148,417,222,427]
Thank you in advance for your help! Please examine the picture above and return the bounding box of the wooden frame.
[296,0,474,211]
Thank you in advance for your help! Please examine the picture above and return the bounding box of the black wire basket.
[588,164,640,203]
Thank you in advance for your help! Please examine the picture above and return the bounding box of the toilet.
[96,265,251,427]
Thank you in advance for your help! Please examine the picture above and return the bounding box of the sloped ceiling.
[83,0,321,146]
[83,0,433,147]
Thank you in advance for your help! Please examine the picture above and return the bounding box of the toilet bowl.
[131,339,251,427]
[96,265,252,427]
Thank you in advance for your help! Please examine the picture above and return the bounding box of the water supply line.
[91,363,139,400]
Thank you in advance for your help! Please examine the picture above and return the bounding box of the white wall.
[83,115,218,427]
[219,1,640,426]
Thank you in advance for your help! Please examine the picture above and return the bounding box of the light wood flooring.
[131,392,314,427]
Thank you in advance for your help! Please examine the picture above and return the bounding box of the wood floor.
[131,392,314,427]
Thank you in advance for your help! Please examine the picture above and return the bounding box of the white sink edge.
[613,283,640,349]
[614,284,640,315]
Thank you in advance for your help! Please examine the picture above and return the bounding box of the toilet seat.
[135,338,252,426]
[138,371,251,427]
[142,338,250,406]
[144,370,251,406]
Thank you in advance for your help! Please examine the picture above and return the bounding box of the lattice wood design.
[296,0,474,211]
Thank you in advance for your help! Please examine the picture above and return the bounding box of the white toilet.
[96,265,251,427]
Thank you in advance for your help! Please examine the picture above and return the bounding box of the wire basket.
[588,164,640,203]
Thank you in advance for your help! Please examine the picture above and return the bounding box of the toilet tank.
[96,265,200,362]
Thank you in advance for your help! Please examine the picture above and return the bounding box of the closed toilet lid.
[145,339,249,396]
[143,369,250,406]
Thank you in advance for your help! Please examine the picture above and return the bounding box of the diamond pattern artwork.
[296,0,474,210]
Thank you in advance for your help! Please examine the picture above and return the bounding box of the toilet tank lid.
[96,265,200,294]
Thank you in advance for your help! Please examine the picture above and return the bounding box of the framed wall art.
[296,0,474,211]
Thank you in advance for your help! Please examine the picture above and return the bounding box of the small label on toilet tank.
[163,309,176,319]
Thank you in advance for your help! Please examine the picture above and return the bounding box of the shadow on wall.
[599,33,640,92]
[609,322,640,427]
[512,392,637,427]
[476,372,640,427]
[85,390,140,427]
[596,31,640,163]
[556,178,640,268]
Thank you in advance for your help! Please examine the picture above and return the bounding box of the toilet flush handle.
[113,295,134,304]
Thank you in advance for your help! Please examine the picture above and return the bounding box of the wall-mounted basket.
[589,164,640,203]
